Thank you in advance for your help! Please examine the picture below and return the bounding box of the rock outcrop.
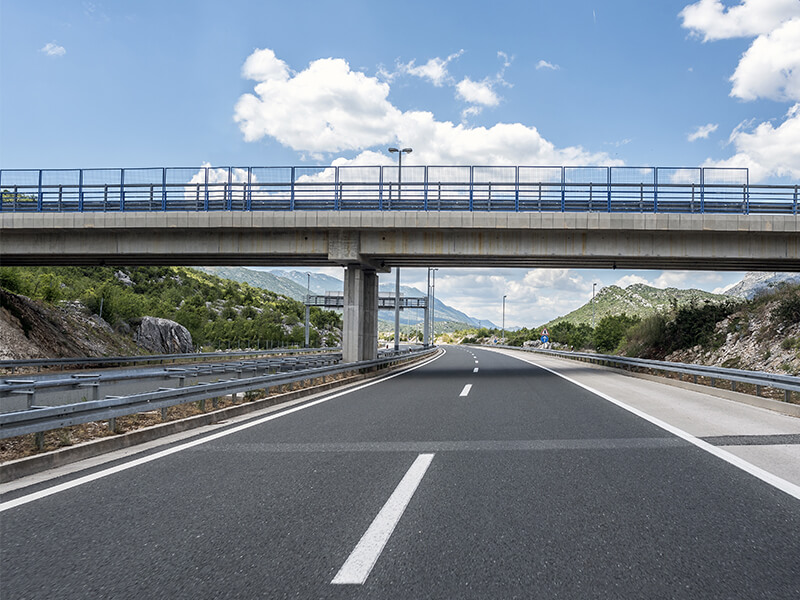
[132,316,194,354]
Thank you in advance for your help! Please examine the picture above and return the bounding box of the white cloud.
[397,50,463,87]
[535,60,559,71]
[40,42,66,57]
[679,0,800,41]
[729,17,800,101]
[241,48,290,82]
[687,123,718,141]
[455,77,500,107]
[614,274,652,288]
[703,103,800,181]
[234,48,618,166]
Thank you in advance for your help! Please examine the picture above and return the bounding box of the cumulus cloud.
[703,103,800,180]
[455,77,500,106]
[234,48,618,166]
[679,0,800,41]
[680,1,800,181]
[687,123,718,141]
[40,42,66,57]
[535,60,560,71]
[730,17,800,101]
[397,50,463,87]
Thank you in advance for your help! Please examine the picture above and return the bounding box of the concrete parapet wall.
[1,211,798,270]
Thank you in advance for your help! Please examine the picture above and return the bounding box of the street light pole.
[592,282,597,329]
[304,272,311,347]
[388,147,412,204]
[394,267,401,353]
[502,294,507,342]
[431,268,438,344]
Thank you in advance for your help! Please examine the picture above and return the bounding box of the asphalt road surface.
[2,346,799,599]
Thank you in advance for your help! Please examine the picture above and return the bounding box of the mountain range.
[196,267,497,329]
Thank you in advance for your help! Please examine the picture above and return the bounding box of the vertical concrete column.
[342,265,379,363]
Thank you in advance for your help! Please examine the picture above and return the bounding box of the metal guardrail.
[2,165,797,214]
[0,353,343,413]
[496,345,800,400]
[0,347,340,373]
[0,347,435,440]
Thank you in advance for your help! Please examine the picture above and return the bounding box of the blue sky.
[2,0,799,326]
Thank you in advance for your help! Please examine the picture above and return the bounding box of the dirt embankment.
[0,289,139,360]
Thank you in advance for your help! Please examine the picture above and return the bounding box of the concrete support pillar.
[343,265,378,363]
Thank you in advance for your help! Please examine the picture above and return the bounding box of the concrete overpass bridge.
[1,165,798,362]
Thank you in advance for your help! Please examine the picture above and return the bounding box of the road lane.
[1,345,799,598]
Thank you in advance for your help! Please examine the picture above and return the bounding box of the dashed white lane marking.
[460,384,473,397]
[473,367,479,373]
[0,351,446,513]
[474,360,479,364]
[332,453,435,585]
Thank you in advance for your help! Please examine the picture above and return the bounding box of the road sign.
[541,335,549,344]
[541,328,549,336]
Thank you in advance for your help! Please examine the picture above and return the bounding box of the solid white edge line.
[331,453,435,585]
[0,350,446,513]
[490,348,800,501]
[459,384,472,397]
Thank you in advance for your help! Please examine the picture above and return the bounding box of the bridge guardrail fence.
[2,165,797,214]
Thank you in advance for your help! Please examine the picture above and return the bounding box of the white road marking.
[492,348,800,501]
[460,384,472,397]
[331,453,435,585]
[474,360,479,364]
[0,351,446,513]
[473,367,479,373]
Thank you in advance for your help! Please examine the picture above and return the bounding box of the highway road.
[2,346,799,598]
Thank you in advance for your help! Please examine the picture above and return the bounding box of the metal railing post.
[290,167,296,210]
[334,167,340,210]
[246,167,252,210]
[607,166,611,212]
[162,168,167,210]
[378,166,384,210]
[560,167,565,211]
[654,167,658,213]
[469,166,474,211]
[700,167,704,213]
[37,169,43,211]
[514,166,519,211]
[423,166,429,211]
[120,169,125,211]
[204,166,209,211]
[78,169,84,211]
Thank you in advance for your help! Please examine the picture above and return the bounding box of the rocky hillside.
[545,283,730,328]
[0,266,343,360]
[665,285,800,375]
[0,288,140,360]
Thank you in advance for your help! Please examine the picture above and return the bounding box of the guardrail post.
[120,169,125,211]
[108,417,117,433]
[606,166,611,212]
[560,167,565,212]
[514,166,519,212]
[35,431,45,450]
[290,167,296,210]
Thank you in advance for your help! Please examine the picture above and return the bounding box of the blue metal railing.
[1,165,797,214]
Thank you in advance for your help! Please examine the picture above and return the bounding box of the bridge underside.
[3,211,798,361]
